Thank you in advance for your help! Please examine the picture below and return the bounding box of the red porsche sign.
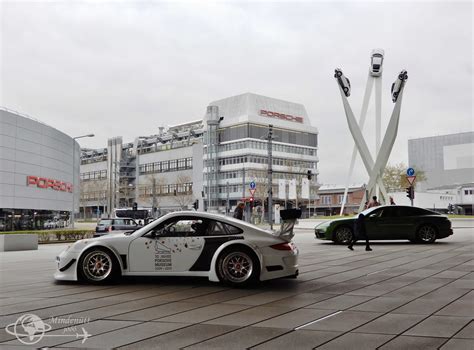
[27,176,73,193]
[260,109,304,123]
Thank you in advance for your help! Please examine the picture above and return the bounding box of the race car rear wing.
[277,209,302,242]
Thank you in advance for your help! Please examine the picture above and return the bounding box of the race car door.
[128,216,206,273]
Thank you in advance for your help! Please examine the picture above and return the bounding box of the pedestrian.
[233,202,245,220]
[367,196,380,208]
[348,213,372,251]
[389,196,396,205]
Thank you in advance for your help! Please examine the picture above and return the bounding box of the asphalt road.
[0,222,473,349]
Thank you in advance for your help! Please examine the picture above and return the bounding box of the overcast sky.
[1,0,472,184]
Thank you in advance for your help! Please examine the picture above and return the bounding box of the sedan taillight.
[270,243,293,251]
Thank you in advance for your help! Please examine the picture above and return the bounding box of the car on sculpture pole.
[391,69,408,102]
[370,48,385,76]
[56,210,300,287]
[315,205,452,244]
[334,68,351,97]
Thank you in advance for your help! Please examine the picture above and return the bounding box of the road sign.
[249,189,256,196]
[407,168,415,176]
[249,181,256,190]
[406,175,416,185]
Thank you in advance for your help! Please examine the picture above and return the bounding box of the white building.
[408,132,474,191]
[80,93,319,219]
[0,108,80,231]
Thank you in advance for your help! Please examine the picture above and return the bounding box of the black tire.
[398,74,405,80]
[416,225,437,244]
[336,71,342,77]
[333,226,353,245]
[216,246,259,287]
[78,247,120,284]
[343,87,349,94]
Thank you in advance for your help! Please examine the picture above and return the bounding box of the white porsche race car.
[55,211,299,287]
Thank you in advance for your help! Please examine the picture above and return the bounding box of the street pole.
[152,177,157,218]
[226,181,230,216]
[71,134,94,229]
[267,125,273,230]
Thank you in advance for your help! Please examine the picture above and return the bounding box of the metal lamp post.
[71,134,94,229]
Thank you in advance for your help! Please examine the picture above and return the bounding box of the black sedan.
[315,205,453,244]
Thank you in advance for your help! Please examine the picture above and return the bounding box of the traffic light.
[193,200,199,210]
[307,170,312,180]
[405,186,414,200]
[132,202,138,211]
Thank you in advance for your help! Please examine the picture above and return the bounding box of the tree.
[80,179,108,219]
[382,162,427,192]
[172,174,194,209]
[138,175,165,213]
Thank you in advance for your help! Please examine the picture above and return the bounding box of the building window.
[321,195,332,205]
[337,195,344,204]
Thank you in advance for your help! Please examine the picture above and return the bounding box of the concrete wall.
[408,132,474,191]
[0,109,79,211]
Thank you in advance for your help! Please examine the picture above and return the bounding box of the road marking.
[294,311,343,330]
[367,268,389,275]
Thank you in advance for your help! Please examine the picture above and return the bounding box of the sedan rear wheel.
[416,225,437,243]
[217,248,258,287]
[334,226,352,245]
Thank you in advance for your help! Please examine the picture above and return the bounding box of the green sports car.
[315,205,453,244]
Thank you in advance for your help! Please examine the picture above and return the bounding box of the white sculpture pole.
[374,77,383,199]
[339,74,374,215]
[358,74,408,211]
[337,85,389,199]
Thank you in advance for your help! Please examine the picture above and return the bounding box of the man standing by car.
[233,202,245,220]
[348,213,372,251]
[367,196,380,208]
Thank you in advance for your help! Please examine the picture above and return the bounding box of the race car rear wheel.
[217,247,259,287]
[78,248,119,284]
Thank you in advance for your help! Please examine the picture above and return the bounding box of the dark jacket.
[354,214,367,238]
[233,206,244,220]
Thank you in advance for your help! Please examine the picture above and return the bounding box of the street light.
[71,134,94,229]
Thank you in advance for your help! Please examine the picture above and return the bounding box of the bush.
[0,229,94,243]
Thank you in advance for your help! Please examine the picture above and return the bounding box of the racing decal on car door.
[189,236,244,271]
[152,240,172,271]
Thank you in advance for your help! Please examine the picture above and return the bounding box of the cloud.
[0,0,472,184]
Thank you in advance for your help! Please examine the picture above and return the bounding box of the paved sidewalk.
[0,225,472,349]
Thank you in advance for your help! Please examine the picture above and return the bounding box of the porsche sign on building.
[0,108,79,231]
[79,93,319,218]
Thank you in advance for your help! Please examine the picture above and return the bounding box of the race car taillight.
[270,243,293,251]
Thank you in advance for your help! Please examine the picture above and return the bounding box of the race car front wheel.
[78,248,119,284]
[217,247,259,287]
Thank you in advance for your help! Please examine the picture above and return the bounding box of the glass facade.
[0,209,70,231]
[218,123,318,148]
[139,157,193,175]
[206,155,317,169]
[219,140,317,155]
